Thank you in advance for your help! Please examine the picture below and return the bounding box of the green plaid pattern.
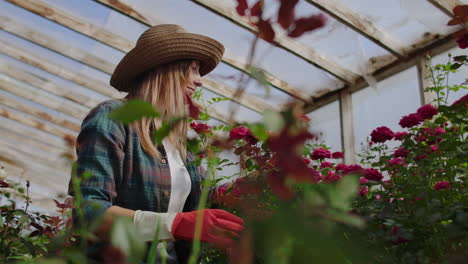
[68,99,203,224]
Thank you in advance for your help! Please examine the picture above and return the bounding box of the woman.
[69,24,243,263]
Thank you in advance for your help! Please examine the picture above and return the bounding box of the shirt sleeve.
[68,102,126,224]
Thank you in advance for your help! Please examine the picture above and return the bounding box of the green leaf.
[109,100,160,124]
[449,63,462,70]
[153,117,184,145]
[263,109,284,133]
[249,123,269,141]
[330,176,359,211]
[111,216,146,262]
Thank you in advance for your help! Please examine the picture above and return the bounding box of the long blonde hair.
[125,60,193,160]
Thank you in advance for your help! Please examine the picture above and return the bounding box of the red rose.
[393,147,409,158]
[370,126,394,143]
[343,164,364,176]
[303,158,311,165]
[364,168,383,181]
[335,163,347,172]
[323,171,341,183]
[310,148,332,160]
[230,126,257,144]
[387,158,406,167]
[433,180,451,190]
[331,151,344,159]
[416,104,438,120]
[190,122,211,134]
[359,186,368,197]
[359,177,369,184]
[399,113,424,128]
[320,161,333,168]
[309,168,322,183]
[394,132,408,140]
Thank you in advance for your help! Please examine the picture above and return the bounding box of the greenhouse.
[0,0,467,263]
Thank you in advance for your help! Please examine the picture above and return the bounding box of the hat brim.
[110,33,224,92]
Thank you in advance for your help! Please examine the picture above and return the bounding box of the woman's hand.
[171,209,244,249]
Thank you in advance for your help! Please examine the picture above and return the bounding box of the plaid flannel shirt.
[68,99,203,263]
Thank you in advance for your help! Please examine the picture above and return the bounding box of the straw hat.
[110,24,224,92]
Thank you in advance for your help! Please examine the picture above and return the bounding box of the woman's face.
[184,60,202,99]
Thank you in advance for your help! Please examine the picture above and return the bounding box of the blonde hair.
[125,60,193,160]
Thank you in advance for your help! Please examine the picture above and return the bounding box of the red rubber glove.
[171,209,244,249]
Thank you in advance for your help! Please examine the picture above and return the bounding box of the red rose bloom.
[433,180,451,190]
[387,158,406,167]
[335,163,347,172]
[303,158,311,165]
[359,186,368,197]
[456,33,468,49]
[359,177,368,184]
[370,126,394,143]
[309,168,322,183]
[310,148,332,160]
[399,113,424,128]
[229,126,257,144]
[343,164,364,176]
[364,168,383,181]
[393,147,409,158]
[331,151,344,159]
[190,122,211,134]
[416,104,438,120]
[323,171,341,183]
[394,132,408,140]
[320,161,333,168]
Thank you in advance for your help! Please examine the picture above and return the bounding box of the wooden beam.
[189,0,359,83]
[6,0,273,116]
[203,77,277,113]
[416,55,437,106]
[0,116,72,151]
[0,74,89,120]
[0,15,116,75]
[338,89,355,164]
[428,0,464,16]
[0,38,122,99]
[0,126,72,159]
[305,31,458,113]
[95,0,310,102]
[0,61,103,108]
[0,105,77,141]
[0,145,70,192]
[0,91,81,132]
[305,0,406,57]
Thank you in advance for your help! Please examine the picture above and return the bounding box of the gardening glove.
[171,209,244,249]
[133,210,177,241]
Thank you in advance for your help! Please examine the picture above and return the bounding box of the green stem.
[188,158,216,264]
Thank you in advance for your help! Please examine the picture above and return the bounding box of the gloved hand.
[171,209,244,248]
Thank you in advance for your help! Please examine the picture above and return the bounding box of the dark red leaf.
[288,14,327,38]
[0,180,9,188]
[29,230,41,238]
[31,222,44,232]
[448,17,464,26]
[257,19,275,42]
[236,0,249,16]
[250,0,263,17]
[277,0,299,29]
[53,199,69,209]
[453,5,468,17]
